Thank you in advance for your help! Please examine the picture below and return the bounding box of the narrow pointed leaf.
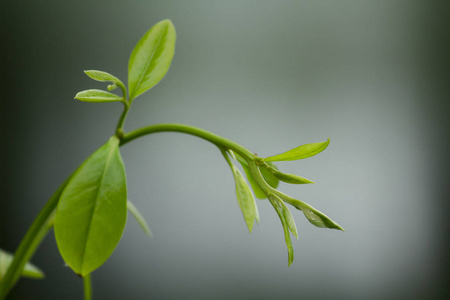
[235,155,266,199]
[262,163,314,184]
[0,249,44,281]
[269,194,298,238]
[234,153,279,199]
[263,138,330,162]
[84,70,125,88]
[222,150,259,231]
[75,89,123,103]
[276,193,344,231]
[232,166,259,232]
[127,200,152,237]
[55,136,127,276]
[267,196,295,266]
[302,206,344,231]
[128,19,176,101]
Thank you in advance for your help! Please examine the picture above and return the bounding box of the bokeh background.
[1,1,449,299]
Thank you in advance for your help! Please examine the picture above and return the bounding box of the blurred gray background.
[1,1,449,299]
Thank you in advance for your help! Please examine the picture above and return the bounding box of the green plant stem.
[83,273,92,300]
[115,102,130,136]
[1,123,256,299]
[0,177,71,299]
[120,123,255,160]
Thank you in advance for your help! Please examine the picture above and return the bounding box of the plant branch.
[120,123,256,161]
[0,123,257,299]
[115,102,130,137]
[0,176,72,299]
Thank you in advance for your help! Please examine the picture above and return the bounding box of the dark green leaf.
[263,138,330,162]
[0,249,44,281]
[128,19,176,101]
[127,200,152,237]
[54,136,127,276]
[75,89,123,103]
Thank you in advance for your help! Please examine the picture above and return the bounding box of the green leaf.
[54,136,127,276]
[231,165,259,232]
[84,70,125,88]
[75,89,123,103]
[127,200,152,237]
[128,19,176,101]
[267,195,297,266]
[276,193,344,231]
[0,249,44,281]
[261,163,315,184]
[302,206,344,231]
[259,161,280,189]
[233,153,279,199]
[263,138,330,162]
[234,154,266,199]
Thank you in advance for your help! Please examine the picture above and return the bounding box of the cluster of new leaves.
[221,138,343,266]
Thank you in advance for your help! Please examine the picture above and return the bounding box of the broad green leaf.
[127,200,152,237]
[262,163,314,184]
[0,249,44,281]
[263,138,330,162]
[55,136,127,276]
[234,153,279,199]
[75,89,123,103]
[128,19,176,101]
[84,70,125,88]
[231,165,259,232]
[267,195,296,266]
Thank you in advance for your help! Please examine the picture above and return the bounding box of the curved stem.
[1,123,257,299]
[83,273,92,300]
[0,176,72,299]
[121,123,255,161]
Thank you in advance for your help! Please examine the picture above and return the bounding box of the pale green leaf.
[84,70,125,88]
[232,166,259,232]
[127,200,152,237]
[261,163,314,184]
[263,138,330,162]
[234,153,279,199]
[75,89,123,103]
[234,154,266,199]
[55,136,127,276]
[267,195,296,266]
[128,19,176,101]
[302,206,344,231]
[0,249,44,281]
[276,193,344,231]
[269,194,298,238]
[260,161,280,188]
